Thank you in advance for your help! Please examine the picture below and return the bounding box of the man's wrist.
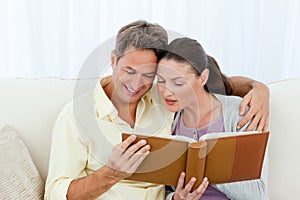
[252,81,270,95]
[94,166,121,188]
[251,80,263,89]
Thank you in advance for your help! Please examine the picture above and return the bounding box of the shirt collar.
[94,76,117,119]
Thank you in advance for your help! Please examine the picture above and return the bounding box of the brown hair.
[206,55,233,95]
[160,37,233,95]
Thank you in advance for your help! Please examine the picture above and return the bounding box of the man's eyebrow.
[144,71,156,75]
[124,66,136,71]
[124,66,156,75]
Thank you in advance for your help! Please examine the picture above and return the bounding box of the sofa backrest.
[267,78,300,199]
[0,78,77,181]
[1,77,300,198]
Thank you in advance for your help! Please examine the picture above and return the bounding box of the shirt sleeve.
[165,192,174,200]
[45,104,88,200]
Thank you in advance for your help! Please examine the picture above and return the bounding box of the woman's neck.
[182,92,221,129]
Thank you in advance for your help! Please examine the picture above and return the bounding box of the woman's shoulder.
[214,94,243,111]
[214,94,246,129]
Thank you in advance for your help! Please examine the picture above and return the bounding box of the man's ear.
[111,50,117,69]
[199,69,209,86]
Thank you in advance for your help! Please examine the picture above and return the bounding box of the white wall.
[0,0,299,83]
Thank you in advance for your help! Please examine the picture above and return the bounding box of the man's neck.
[104,81,137,128]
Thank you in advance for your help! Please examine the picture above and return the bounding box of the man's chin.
[120,94,143,105]
[128,95,144,103]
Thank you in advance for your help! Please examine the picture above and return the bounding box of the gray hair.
[115,20,168,62]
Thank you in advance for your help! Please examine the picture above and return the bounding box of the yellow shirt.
[45,77,174,200]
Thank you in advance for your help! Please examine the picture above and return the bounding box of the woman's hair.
[160,37,233,95]
[206,55,233,95]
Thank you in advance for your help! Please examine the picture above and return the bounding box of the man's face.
[111,47,157,105]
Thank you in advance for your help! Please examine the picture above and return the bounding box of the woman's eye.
[157,79,165,83]
[174,83,183,86]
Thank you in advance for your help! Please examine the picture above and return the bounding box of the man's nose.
[131,74,144,90]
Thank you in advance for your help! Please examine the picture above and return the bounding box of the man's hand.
[173,172,208,200]
[237,82,270,132]
[106,135,150,180]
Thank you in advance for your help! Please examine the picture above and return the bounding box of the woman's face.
[157,58,204,112]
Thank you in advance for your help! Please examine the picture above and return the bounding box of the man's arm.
[229,76,270,132]
[67,166,119,200]
[67,135,150,200]
[45,105,150,200]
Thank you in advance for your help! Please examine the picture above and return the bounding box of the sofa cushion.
[268,78,300,199]
[0,125,44,199]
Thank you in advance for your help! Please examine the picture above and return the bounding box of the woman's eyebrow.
[171,77,187,81]
[156,73,187,80]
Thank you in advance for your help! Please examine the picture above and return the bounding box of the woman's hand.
[173,172,209,200]
[106,135,150,180]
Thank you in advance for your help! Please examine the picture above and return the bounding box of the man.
[45,20,269,200]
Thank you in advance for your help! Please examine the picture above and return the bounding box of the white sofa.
[0,77,299,199]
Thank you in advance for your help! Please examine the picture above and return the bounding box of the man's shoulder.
[57,101,74,119]
[59,89,95,117]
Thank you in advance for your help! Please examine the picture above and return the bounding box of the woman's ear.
[111,50,117,69]
[199,69,209,86]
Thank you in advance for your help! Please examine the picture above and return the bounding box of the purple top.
[173,111,230,200]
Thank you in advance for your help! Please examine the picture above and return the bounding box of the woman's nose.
[163,86,173,97]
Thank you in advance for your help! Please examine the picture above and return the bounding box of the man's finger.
[128,150,150,174]
[237,109,254,129]
[246,114,261,131]
[263,115,269,132]
[239,95,251,116]
[122,144,150,173]
[126,139,147,154]
[256,116,266,132]
[119,135,137,150]
[128,144,150,161]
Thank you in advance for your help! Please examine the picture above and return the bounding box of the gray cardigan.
[170,94,269,200]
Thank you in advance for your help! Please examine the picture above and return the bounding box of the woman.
[157,38,268,200]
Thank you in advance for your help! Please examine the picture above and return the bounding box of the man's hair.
[115,20,168,62]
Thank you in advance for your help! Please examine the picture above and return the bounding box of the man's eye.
[143,74,155,78]
[125,70,135,74]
